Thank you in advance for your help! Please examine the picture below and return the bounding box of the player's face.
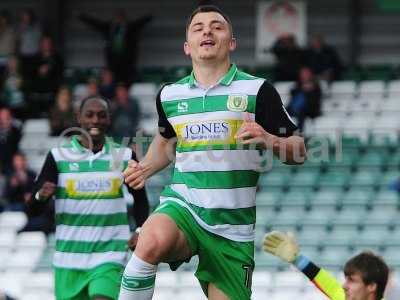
[78,99,110,142]
[343,273,375,300]
[184,12,236,63]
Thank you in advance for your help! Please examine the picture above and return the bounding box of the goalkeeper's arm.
[263,231,345,300]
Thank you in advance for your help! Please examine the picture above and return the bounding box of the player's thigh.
[135,213,192,263]
[197,239,254,300]
[208,283,230,300]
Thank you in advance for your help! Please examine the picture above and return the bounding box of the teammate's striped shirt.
[30,136,148,270]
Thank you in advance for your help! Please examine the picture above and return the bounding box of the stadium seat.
[348,98,379,114]
[279,190,311,208]
[370,115,400,139]
[353,227,389,248]
[387,80,400,97]
[383,247,400,267]
[0,211,27,232]
[297,227,327,246]
[319,247,350,267]
[342,114,375,140]
[289,169,319,189]
[273,270,306,289]
[0,250,11,271]
[274,81,295,105]
[0,231,16,251]
[321,100,349,115]
[23,119,50,135]
[357,80,386,99]
[20,292,54,300]
[332,207,365,227]
[330,81,357,99]
[15,232,47,250]
[270,290,303,300]
[4,249,43,271]
[374,190,399,205]
[22,271,54,293]
[310,189,341,208]
[340,188,372,207]
[259,170,289,189]
[256,190,281,207]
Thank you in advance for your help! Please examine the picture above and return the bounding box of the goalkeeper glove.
[263,231,299,263]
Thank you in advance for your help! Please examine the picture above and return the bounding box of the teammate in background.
[27,96,149,300]
[120,5,305,300]
[263,231,389,300]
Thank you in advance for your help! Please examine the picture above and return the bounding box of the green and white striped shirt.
[156,64,297,242]
[47,137,133,270]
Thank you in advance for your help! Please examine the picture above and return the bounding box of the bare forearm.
[271,135,306,165]
[140,133,175,179]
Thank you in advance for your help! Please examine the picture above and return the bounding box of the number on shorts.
[242,264,253,289]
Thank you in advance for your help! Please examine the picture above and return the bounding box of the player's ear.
[367,282,377,294]
[184,41,191,56]
[229,37,237,52]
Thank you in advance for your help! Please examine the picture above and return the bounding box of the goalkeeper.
[263,231,389,300]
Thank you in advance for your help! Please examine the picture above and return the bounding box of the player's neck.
[192,59,231,88]
[78,135,105,153]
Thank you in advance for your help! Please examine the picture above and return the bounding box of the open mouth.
[89,128,101,135]
[200,40,216,47]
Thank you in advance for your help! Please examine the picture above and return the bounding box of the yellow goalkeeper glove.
[262,231,299,263]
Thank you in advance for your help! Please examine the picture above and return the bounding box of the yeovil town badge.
[227,94,248,112]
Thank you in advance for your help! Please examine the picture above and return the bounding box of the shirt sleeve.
[27,151,58,216]
[125,151,149,227]
[255,80,298,137]
[156,85,176,139]
[295,255,345,300]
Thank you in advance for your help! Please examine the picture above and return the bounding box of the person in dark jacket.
[287,67,322,132]
[79,11,153,83]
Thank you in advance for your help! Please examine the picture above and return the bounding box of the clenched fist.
[123,160,146,190]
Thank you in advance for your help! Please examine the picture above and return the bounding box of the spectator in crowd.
[0,10,16,74]
[0,56,26,119]
[111,83,141,141]
[305,34,342,82]
[72,77,100,112]
[99,68,116,100]
[30,36,64,114]
[79,10,153,83]
[271,33,304,81]
[86,77,99,97]
[49,86,76,136]
[4,152,36,212]
[16,9,42,79]
[0,107,22,174]
[286,67,322,132]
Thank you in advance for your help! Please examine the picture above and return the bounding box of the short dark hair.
[79,95,111,113]
[344,251,389,300]
[186,5,233,36]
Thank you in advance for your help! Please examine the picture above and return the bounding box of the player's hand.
[38,181,57,201]
[127,231,139,251]
[263,231,299,263]
[235,113,278,149]
[123,160,145,190]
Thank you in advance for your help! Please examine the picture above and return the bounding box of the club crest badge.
[227,94,248,112]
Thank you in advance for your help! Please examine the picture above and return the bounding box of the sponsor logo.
[177,101,189,113]
[227,94,248,112]
[182,121,230,141]
[65,178,121,197]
